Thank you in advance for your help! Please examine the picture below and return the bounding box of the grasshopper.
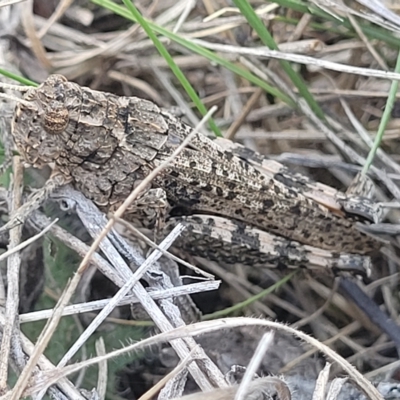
[7,74,382,275]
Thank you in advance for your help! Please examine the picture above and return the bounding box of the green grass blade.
[121,0,222,136]
[202,271,296,320]
[0,68,37,86]
[362,50,400,174]
[92,0,295,109]
[272,0,400,48]
[232,0,325,120]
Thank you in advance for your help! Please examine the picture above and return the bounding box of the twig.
[56,224,186,368]
[0,218,58,263]
[0,156,23,389]
[235,332,275,400]
[0,313,85,400]
[193,39,400,81]
[95,338,107,400]
[20,281,219,324]
[139,347,197,400]
[115,216,213,278]
[19,318,383,400]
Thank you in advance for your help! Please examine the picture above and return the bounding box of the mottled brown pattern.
[165,215,371,275]
[11,75,380,272]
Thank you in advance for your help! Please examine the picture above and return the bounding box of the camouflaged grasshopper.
[5,74,383,275]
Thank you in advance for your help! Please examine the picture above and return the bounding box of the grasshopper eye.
[43,101,69,134]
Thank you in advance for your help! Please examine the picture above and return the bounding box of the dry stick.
[224,88,263,140]
[172,0,195,33]
[327,377,348,400]
[37,0,74,39]
[30,210,135,290]
[44,0,159,75]
[0,121,13,180]
[51,190,225,391]
[108,70,163,104]
[56,223,185,369]
[51,186,161,281]
[346,12,388,70]
[34,213,220,393]
[365,359,400,380]
[26,318,383,400]
[159,364,188,400]
[28,208,219,321]
[20,0,51,69]
[139,347,198,400]
[115,216,213,278]
[0,152,76,398]
[313,363,331,400]
[0,173,68,233]
[235,332,275,400]
[9,107,221,400]
[0,314,86,400]
[20,281,220,324]
[0,82,30,92]
[171,377,291,400]
[0,219,58,263]
[280,321,362,374]
[193,39,400,81]
[0,0,27,7]
[95,338,107,400]
[355,0,400,28]
[0,93,32,106]
[0,157,23,389]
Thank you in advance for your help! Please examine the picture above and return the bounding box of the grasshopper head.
[11,74,77,167]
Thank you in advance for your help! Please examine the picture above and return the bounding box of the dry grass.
[1,0,400,399]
